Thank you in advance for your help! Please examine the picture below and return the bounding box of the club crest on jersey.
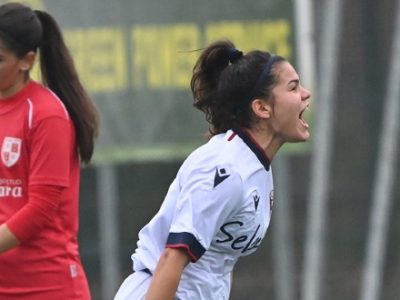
[269,190,274,214]
[1,137,22,167]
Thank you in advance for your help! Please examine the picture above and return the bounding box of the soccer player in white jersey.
[114,40,311,300]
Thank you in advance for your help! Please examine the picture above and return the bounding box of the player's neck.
[0,77,31,100]
[246,127,284,161]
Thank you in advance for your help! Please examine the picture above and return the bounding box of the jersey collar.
[232,127,271,171]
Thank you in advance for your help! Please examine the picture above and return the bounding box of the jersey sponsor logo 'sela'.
[216,221,262,253]
[213,167,230,187]
[1,137,22,168]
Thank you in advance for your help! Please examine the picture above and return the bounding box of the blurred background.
[2,0,400,299]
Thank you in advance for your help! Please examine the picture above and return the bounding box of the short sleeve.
[166,164,243,262]
[28,117,72,187]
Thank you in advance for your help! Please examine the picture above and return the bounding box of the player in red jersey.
[0,2,99,299]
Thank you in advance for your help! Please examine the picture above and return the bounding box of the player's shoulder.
[182,132,232,171]
[178,132,245,185]
[183,130,262,173]
[26,81,69,121]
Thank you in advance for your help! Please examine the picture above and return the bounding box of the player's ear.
[251,99,272,119]
[19,51,36,72]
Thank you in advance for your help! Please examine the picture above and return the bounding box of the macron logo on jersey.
[213,167,230,187]
[1,137,22,168]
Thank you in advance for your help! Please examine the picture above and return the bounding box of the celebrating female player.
[114,39,311,300]
[0,2,98,299]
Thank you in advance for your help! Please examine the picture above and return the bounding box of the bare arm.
[145,247,190,300]
[0,223,20,254]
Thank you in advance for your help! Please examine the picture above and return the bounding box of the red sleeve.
[6,116,74,241]
[29,117,72,187]
[6,185,63,241]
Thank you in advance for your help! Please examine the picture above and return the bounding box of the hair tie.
[228,48,243,64]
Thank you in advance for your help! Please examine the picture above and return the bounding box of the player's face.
[0,39,31,99]
[268,61,311,142]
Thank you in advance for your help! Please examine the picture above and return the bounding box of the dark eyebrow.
[288,79,300,86]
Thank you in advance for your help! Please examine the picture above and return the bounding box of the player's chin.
[300,130,311,141]
[289,130,311,143]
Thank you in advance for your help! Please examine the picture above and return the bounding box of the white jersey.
[131,128,274,300]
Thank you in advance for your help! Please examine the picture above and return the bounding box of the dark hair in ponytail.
[34,10,99,163]
[191,40,285,136]
[0,2,99,164]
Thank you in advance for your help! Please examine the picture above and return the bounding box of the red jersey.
[0,81,90,299]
